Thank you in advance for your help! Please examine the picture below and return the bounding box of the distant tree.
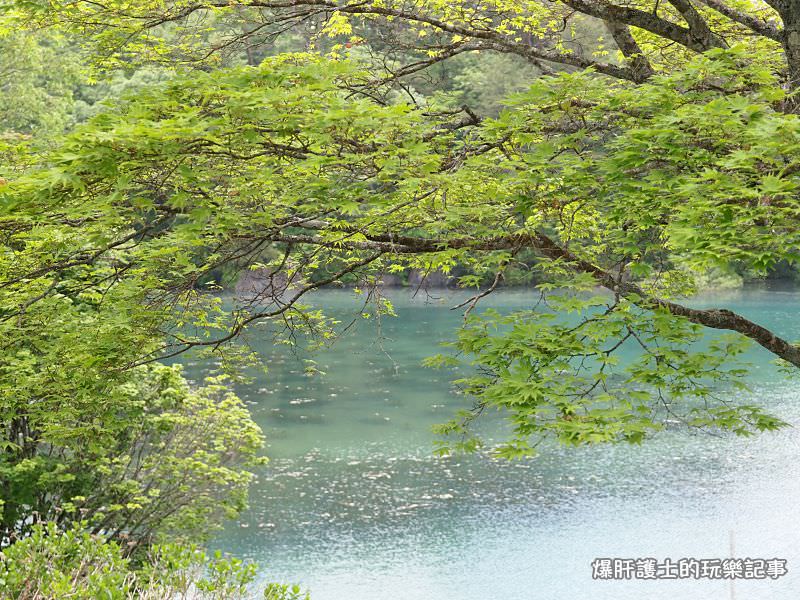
[0,31,82,137]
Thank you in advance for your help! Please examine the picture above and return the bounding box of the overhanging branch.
[262,224,800,367]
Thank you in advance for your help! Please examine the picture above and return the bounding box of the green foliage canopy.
[3,48,798,464]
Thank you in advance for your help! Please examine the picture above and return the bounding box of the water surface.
[183,287,800,599]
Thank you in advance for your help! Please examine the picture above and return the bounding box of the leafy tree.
[3,2,800,594]
[11,0,787,85]
[3,0,800,485]
[0,363,264,547]
[1,45,795,459]
[0,42,267,546]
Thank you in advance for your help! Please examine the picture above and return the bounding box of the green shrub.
[0,523,307,600]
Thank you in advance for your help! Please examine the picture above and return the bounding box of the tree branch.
[695,0,782,41]
[667,0,727,49]
[562,0,725,52]
[258,224,800,367]
[604,20,655,81]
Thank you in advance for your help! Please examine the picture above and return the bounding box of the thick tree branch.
[263,224,800,367]
[774,0,800,93]
[695,0,782,41]
[562,0,725,52]
[667,0,727,49]
[528,232,800,368]
[605,20,655,81]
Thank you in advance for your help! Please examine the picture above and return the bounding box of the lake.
[179,287,800,599]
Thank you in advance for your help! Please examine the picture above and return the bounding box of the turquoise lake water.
[180,287,800,599]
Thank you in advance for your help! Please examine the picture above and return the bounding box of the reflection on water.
[178,287,800,599]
